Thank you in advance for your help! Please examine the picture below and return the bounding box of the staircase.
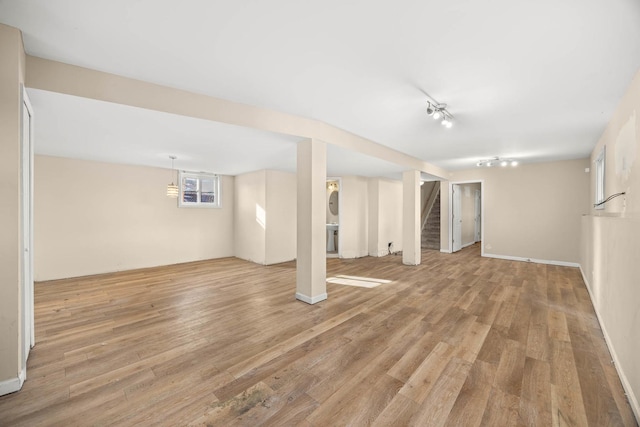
[421,191,440,250]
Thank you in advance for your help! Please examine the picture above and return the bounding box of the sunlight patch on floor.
[326,275,392,288]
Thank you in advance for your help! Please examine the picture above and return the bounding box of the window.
[178,171,221,208]
[594,147,605,210]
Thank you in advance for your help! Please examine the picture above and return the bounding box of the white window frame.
[178,171,221,208]
[594,147,605,210]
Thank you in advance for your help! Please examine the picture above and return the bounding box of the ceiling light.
[426,100,454,128]
[167,155,179,198]
[426,102,434,116]
[476,157,519,168]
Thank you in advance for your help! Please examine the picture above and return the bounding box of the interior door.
[21,88,34,371]
[474,189,481,242]
[452,184,462,252]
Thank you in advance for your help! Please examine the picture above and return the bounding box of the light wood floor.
[0,245,636,426]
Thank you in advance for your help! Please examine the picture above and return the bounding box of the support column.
[296,139,327,304]
[402,170,421,265]
[0,24,26,395]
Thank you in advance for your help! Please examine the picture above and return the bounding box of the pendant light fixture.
[167,155,179,198]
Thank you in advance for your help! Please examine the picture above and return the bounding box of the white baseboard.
[340,250,368,259]
[440,248,452,254]
[0,369,25,396]
[461,241,476,249]
[369,249,390,257]
[295,292,328,305]
[579,265,640,424]
[482,253,580,268]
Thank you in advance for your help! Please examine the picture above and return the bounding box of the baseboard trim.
[579,265,640,424]
[440,249,452,254]
[0,369,25,397]
[369,249,391,257]
[482,253,580,268]
[340,250,368,259]
[295,292,328,305]
[461,241,475,249]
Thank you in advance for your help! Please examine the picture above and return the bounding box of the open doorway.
[420,181,441,250]
[326,177,341,258]
[449,181,483,254]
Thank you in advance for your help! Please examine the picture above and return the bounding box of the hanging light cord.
[593,192,625,207]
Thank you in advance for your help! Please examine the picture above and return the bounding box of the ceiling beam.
[26,55,448,179]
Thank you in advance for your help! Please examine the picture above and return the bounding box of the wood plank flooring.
[0,244,636,426]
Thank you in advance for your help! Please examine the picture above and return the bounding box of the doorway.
[449,181,483,254]
[326,177,341,258]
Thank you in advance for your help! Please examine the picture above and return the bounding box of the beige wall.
[581,69,640,420]
[368,178,403,256]
[235,169,297,265]
[35,156,235,280]
[0,23,26,389]
[234,170,267,264]
[441,158,590,263]
[340,176,369,258]
[265,170,296,264]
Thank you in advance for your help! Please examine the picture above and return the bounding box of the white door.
[21,88,34,371]
[452,184,462,252]
[474,189,481,242]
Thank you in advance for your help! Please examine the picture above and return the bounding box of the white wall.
[234,170,266,264]
[340,176,368,258]
[441,159,590,263]
[581,68,640,421]
[35,155,235,280]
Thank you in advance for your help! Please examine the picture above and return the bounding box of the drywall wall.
[441,158,590,263]
[235,169,296,265]
[368,178,403,256]
[340,176,369,258]
[581,68,640,421]
[461,183,481,247]
[265,170,296,264]
[34,156,235,280]
[0,23,26,392]
[234,170,267,264]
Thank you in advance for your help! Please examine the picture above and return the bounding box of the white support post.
[296,139,328,304]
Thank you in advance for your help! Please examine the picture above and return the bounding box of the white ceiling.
[2,0,640,176]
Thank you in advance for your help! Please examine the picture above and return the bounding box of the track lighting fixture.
[476,157,518,168]
[426,101,453,128]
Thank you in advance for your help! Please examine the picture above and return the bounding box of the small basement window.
[179,171,221,208]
